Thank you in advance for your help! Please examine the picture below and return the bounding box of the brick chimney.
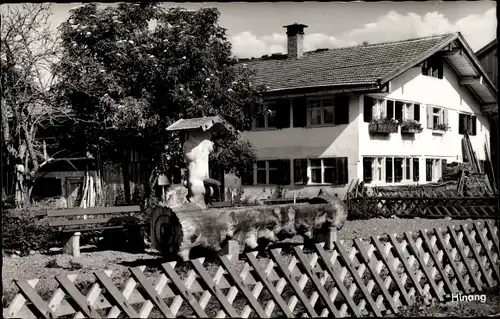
[284,23,308,59]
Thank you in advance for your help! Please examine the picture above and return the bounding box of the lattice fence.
[348,196,497,219]
[4,220,499,318]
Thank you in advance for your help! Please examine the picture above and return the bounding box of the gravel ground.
[2,217,490,314]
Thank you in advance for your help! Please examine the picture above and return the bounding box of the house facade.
[232,24,497,200]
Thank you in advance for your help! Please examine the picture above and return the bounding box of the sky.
[4,1,498,59]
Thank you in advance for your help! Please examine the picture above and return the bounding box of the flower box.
[401,120,423,134]
[369,122,398,134]
[433,123,450,132]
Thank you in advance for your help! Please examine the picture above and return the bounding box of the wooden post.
[293,191,296,204]
[63,232,81,257]
[221,240,239,261]
[326,227,337,251]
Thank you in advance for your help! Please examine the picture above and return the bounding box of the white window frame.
[375,98,419,122]
[433,107,445,127]
[253,101,277,129]
[366,156,419,184]
[307,98,335,126]
[307,158,338,185]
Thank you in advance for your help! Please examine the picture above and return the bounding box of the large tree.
[55,3,266,203]
[1,4,65,207]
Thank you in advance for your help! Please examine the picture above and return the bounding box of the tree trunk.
[121,151,131,204]
[151,196,348,261]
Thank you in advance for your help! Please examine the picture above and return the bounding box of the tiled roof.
[243,33,457,92]
[166,115,235,132]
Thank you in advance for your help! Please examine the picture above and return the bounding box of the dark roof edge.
[379,33,458,85]
[264,83,381,97]
[475,38,497,57]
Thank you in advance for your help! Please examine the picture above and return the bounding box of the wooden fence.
[4,220,499,318]
[348,196,497,219]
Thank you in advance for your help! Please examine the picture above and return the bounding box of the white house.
[230,23,497,200]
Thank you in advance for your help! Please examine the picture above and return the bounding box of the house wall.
[237,94,361,199]
[358,61,490,186]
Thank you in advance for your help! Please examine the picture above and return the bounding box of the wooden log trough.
[151,196,348,261]
[159,116,348,261]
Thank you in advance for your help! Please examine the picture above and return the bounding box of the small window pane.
[311,168,322,183]
[268,160,279,170]
[323,107,334,124]
[269,170,281,185]
[309,109,321,125]
[308,100,321,108]
[257,161,266,169]
[322,99,334,107]
[310,159,321,167]
[255,115,266,128]
[324,168,335,183]
[257,170,266,184]
[267,110,277,127]
[323,159,335,167]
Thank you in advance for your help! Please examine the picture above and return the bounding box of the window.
[256,161,267,184]
[366,97,420,122]
[254,101,277,129]
[426,158,443,182]
[458,113,477,135]
[308,99,334,125]
[255,160,291,185]
[363,156,420,183]
[426,105,448,130]
[295,157,348,185]
[422,57,443,79]
[306,96,350,126]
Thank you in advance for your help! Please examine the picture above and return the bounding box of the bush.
[2,210,57,256]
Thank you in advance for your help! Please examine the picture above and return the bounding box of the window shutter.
[385,158,393,183]
[426,159,433,181]
[414,104,420,121]
[293,98,307,127]
[395,101,403,122]
[279,159,291,185]
[426,105,433,129]
[363,157,373,183]
[363,96,373,122]
[337,157,348,184]
[441,159,447,179]
[471,116,477,135]
[458,113,465,135]
[437,59,444,79]
[394,158,403,182]
[334,95,350,124]
[443,109,448,126]
[413,158,420,181]
[276,99,291,129]
[387,100,394,119]
[293,159,308,184]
